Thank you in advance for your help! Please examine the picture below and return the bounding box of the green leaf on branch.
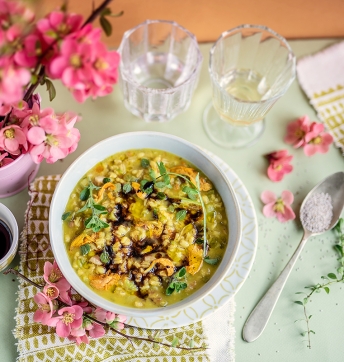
[100,16,112,36]
[45,79,56,101]
[294,301,304,306]
[328,273,337,280]
[324,287,330,294]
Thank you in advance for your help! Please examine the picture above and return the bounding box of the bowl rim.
[49,131,242,317]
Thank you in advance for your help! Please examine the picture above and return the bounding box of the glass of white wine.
[203,25,296,148]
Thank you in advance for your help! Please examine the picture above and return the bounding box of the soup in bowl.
[49,132,241,317]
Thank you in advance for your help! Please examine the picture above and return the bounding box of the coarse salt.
[300,192,333,233]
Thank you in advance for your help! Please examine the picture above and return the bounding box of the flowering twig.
[4,268,206,351]
[83,0,113,26]
[294,218,344,348]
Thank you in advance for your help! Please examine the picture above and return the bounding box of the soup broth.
[63,149,228,308]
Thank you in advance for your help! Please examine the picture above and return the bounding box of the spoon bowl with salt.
[243,171,344,343]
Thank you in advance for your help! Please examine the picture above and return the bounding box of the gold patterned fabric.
[14,176,210,362]
[297,41,344,154]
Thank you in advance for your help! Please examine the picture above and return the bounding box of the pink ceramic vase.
[0,153,40,198]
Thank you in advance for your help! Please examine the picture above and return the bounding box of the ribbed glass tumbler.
[203,25,296,148]
[118,20,203,122]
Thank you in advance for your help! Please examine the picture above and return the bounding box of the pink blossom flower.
[49,305,84,338]
[69,326,89,345]
[0,151,14,167]
[265,150,293,182]
[43,261,72,304]
[87,322,106,338]
[284,115,311,148]
[0,103,12,116]
[33,292,55,324]
[0,60,31,104]
[303,122,333,156]
[261,190,296,223]
[43,284,59,300]
[47,24,120,103]
[0,125,27,155]
[94,308,116,324]
[36,11,83,45]
[14,33,42,68]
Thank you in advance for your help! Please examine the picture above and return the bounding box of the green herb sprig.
[151,162,208,257]
[62,180,109,232]
[294,218,344,348]
[166,267,187,296]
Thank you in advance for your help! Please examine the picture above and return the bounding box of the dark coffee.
[0,219,12,260]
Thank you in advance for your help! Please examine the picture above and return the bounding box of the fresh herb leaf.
[328,273,337,280]
[177,267,186,278]
[182,186,198,201]
[195,238,204,244]
[176,209,187,221]
[324,287,330,294]
[149,169,156,182]
[294,301,304,306]
[123,183,132,194]
[141,158,150,168]
[155,181,167,189]
[62,212,71,221]
[100,250,110,264]
[168,205,175,213]
[204,256,219,265]
[80,244,91,256]
[156,192,167,200]
[103,177,111,183]
[80,187,90,201]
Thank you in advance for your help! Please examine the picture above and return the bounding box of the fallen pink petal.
[265,150,293,182]
[261,190,296,223]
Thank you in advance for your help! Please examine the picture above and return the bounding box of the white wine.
[213,69,271,126]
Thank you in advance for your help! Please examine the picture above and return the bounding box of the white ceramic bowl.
[49,132,241,318]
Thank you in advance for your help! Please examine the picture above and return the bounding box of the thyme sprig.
[294,218,344,348]
[63,180,109,232]
[151,162,208,258]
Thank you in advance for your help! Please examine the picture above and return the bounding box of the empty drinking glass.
[118,20,203,122]
[203,25,296,148]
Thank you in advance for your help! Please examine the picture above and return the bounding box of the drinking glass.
[118,20,203,122]
[203,25,296,148]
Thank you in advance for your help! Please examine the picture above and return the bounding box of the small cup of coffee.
[0,204,19,272]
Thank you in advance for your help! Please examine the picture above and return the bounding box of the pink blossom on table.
[0,151,14,167]
[74,300,92,315]
[284,115,311,148]
[265,150,293,182]
[303,122,333,156]
[261,190,296,223]
[48,305,84,338]
[0,59,31,104]
[36,11,83,45]
[0,125,27,155]
[87,322,106,339]
[33,292,55,325]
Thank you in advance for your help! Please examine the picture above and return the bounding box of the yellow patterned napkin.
[297,41,344,154]
[14,175,235,362]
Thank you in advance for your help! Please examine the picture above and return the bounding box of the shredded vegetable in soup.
[63,149,228,308]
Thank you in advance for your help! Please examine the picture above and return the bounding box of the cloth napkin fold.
[13,175,235,362]
[297,41,344,154]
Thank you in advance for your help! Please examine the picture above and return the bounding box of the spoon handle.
[242,232,310,343]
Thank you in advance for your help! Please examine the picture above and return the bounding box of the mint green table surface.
[1,39,343,362]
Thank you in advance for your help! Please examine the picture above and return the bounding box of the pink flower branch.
[4,267,206,351]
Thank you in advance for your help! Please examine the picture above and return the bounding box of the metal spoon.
[243,171,344,343]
